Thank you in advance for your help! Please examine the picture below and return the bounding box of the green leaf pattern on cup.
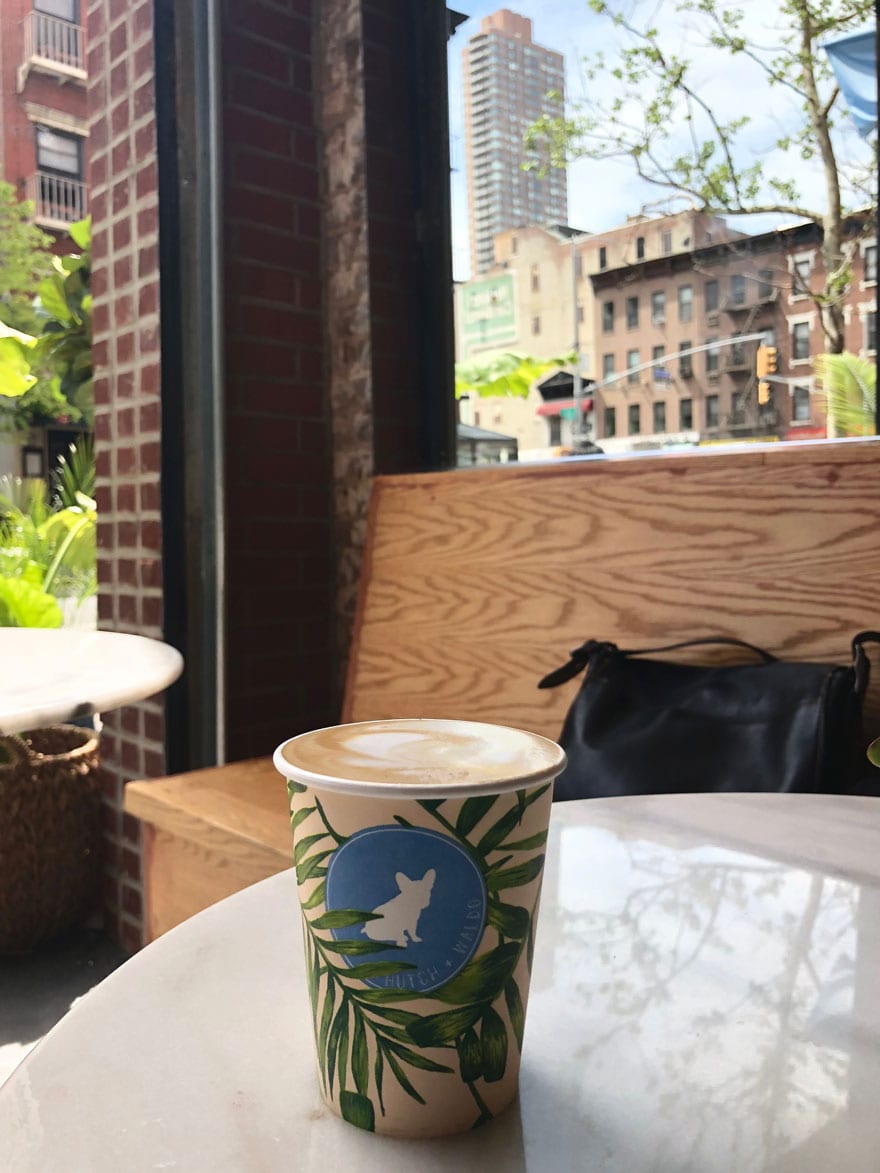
[288,779,549,1131]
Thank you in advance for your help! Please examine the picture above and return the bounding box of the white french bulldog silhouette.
[362,869,436,948]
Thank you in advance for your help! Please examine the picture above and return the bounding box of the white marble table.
[2,792,879,1172]
[0,628,184,733]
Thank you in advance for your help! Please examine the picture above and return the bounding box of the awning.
[536,397,594,417]
[824,29,877,136]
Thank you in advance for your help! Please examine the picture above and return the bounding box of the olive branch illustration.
[288,781,549,1132]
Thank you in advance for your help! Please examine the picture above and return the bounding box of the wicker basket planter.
[0,725,102,954]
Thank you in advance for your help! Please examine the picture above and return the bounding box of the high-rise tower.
[462,10,567,275]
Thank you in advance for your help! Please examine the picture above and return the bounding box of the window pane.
[653,401,666,432]
[793,386,811,421]
[628,403,640,434]
[678,285,692,322]
[705,280,719,312]
[36,127,81,175]
[867,311,877,353]
[602,353,615,379]
[730,274,746,305]
[680,398,693,429]
[705,338,719,372]
[626,349,639,384]
[661,231,672,255]
[865,245,877,284]
[602,301,614,331]
[604,406,616,437]
[35,0,77,20]
[599,246,607,270]
[679,341,692,377]
[651,290,665,322]
[706,394,719,428]
[636,236,645,260]
[792,322,810,360]
[626,296,639,328]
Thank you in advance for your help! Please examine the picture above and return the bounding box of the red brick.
[140,479,160,511]
[120,919,144,953]
[144,749,165,777]
[116,483,136,512]
[115,294,134,328]
[139,242,158,277]
[116,445,136,475]
[144,710,164,743]
[140,362,159,394]
[119,593,138,625]
[133,2,153,42]
[116,331,135,363]
[141,519,161,551]
[140,559,162,589]
[138,281,158,316]
[137,204,158,236]
[109,21,128,62]
[121,707,141,735]
[113,217,132,250]
[121,885,142,918]
[111,98,129,138]
[110,59,129,100]
[140,440,161,473]
[139,399,160,431]
[114,255,133,287]
[117,369,135,398]
[142,594,163,630]
[112,139,132,173]
[122,848,141,880]
[133,77,154,120]
[122,814,142,845]
[117,405,135,435]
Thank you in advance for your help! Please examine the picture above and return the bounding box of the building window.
[705,280,719,312]
[866,311,877,354]
[679,342,692,378]
[626,296,639,329]
[792,321,811,361]
[548,416,562,445]
[680,398,693,429]
[636,236,645,260]
[651,343,665,366]
[653,401,666,433]
[604,406,616,437]
[678,285,693,323]
[732,390,746,418]
[730,274,746,305]
[864,244,877,285]
[36,126,82,177]
[530,265,540,292]
[626,349,639,384]
[792,386,811,422]
[661,230,672,255]
[602,301,614,332]
[793,256,812,293]
[705,338,720,372]
[35,0,78,19]
[628,403,641,434]
[706,394,720,428]
[730,333,745,366]
[531,315,541,336]
[758,269,774,299]
[602,353,615,380]
[651,290,665,324]
[598,246,607,270]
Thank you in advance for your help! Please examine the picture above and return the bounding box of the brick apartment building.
[0,0,88,234]
[456,211,876,455]
[591,220,877,450]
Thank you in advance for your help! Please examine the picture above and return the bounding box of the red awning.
[536,397,594,417]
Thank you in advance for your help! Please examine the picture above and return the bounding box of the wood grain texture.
[141,824,291,942]
[344,440,880,741]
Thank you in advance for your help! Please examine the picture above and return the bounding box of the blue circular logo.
[325,826,487,993]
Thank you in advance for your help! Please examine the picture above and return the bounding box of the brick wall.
[88,0,163,953]
[221,0,338,762]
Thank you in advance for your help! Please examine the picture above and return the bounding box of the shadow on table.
[0,927,127,1048]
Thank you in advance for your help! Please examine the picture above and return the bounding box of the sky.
[447,0,876,282]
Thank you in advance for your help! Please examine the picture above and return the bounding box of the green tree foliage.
[525,0,877,353]
[813,350,876,435]
[0,181,53,335]
[455,351,575,398]
[0,217,93,431]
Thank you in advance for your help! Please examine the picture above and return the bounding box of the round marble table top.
[2,791,880,1172]
[0,627,184,733]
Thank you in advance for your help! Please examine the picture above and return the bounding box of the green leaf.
[354,987,421,1005]
[351,1013,369,1096]
[384,1047,426,1105]
[290,805,315,834]
[501,830,548,852]
[487,901,531,940]
[476,788,549,856]
[310,909,381,930]
[294,832,330,864]
[374,1047,386,1114]
[320,938,402,956]
[339,1090,375,1132]
[383,1040,454,1074]
[480,1006,508,1083]
[296,851,333,884]
[301,880,327,909]
[407,1004,483,1047]
[326,1001,349,1096]
[456,1027,483,1083]
[37,274,72,325]
[317,982,337,1083]
[68,216,91,251]
[0,335,37,398]
[485,855,545,893]
[504,979,525,1052]
[430,942,520,1006]
[455,795,498,837]
[288,779,307,795]
[0,577,63,627]
[343,960,418,980]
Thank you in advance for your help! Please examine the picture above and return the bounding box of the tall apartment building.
[462,9,567,275]
[0,0,88,234]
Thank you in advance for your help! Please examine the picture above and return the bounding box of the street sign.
[559,407,577,420]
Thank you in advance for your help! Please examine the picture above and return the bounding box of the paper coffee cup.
[273,718,566,1138]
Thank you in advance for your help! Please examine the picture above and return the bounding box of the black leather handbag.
[538,633,880,802]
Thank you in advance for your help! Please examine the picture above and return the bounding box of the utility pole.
[571,237,588,452]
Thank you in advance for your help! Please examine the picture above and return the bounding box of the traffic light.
[758,381,771,405]
[755,344,778,378]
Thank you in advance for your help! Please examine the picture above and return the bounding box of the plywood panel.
[343,440,880,742]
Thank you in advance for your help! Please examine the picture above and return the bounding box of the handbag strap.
[539,635,776,690]
[853,631,880,696]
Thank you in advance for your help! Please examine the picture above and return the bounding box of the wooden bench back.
[343,439,880,741]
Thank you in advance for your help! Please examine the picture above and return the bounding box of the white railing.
[23,11,84,73]
[26,172,87,225]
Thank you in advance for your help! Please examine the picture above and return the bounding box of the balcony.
[721,287,778,313]
[17,11,86,91]
[26,171,87,229]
